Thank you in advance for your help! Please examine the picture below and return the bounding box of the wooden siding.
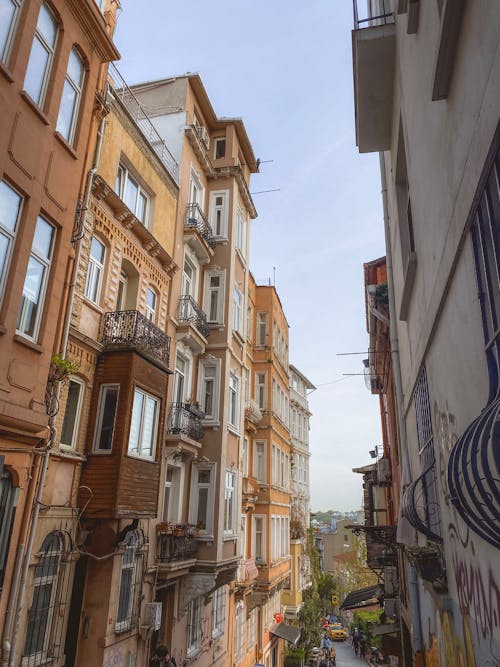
[79,350,169,517]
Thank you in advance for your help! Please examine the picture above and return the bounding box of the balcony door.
[163,463,182,522]
[173,353,189,404]
[189,169,204,209]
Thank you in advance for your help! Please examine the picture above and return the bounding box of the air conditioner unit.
[377,458,392,484]
[144,601,162,630]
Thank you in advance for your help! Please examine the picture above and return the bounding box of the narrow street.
[332,641,367,667]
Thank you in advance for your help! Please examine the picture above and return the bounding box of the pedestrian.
[328,646,336,666]
[353,634,359,657]
[150,645,176,667]
[359,636,367,659]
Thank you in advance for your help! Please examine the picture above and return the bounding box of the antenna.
[273,266,276,286]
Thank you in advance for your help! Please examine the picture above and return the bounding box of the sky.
[114,0,386,511]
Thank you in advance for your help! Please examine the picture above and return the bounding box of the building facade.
[0,2,118,666]
[352,0,500,664]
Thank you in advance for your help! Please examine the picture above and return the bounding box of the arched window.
[23,3,58,107]
[116,530,140,632]
[0,468,17,590]
[23,532,64,660]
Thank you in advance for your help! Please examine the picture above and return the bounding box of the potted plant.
[406,544,443,581]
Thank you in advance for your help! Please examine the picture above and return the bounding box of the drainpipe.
[378,152,424,660]
[4,110,108,667]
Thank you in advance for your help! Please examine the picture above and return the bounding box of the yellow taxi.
[328,623,348,641]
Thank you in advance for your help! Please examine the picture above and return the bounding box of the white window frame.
[187,596,202,656]
[93,384,119,453]
[56,47,85,145]
[212,587,226,638]
[233,284,243,335]
[252,515,266,563]
[247,608,257,651]
[213,137,226,160]
[84,236,105,304]
[236,206,246,256]
[203,269,225,324]
[209,190,228,238]
[241,437,249,476]
[145,286,157,322]
[23,3,58,107]
[0,180,23,304]
[256,372,266,410]
[60,376,85,449]
[198,358,220,423]
[17,215,55,341]
[234,602,245,663]
[162,460,184,523]
[228,372,240,430]
[254,440,266,483]
[0,0,22,65]
[257,312,267,346]
[223,470,237,536]
[115,164,150,227]
[127,388,159,460]
[189,462,216,538]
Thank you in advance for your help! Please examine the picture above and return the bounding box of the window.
[60,378,84,448]
[189,463,215,535]
[396,123,416,319]
[234,602,245,662]
[188,168,204,207]
[272,444,289,489]
[204,270,224,323]
[228,372,240,429]
[209,190,228,238]
[17,216,55,340]
[233,284,243,334]
[187,596,202,655]
[198,359,220,422]
[162,463,182,522]
[93,384,119,452]
[116,269,127,310]
[212,587,226,638]
[173,352,189,403]
[254,441,266,483]
[256,372,266,410]
[23,532,63,660]
[224,470,236,534]
[145,287,157,322]
[116,531,140,632]
[56,47,85,144]
[257,312,267,346]
[0,0,22,65]
[128,388,159,459]
[246,304,252,340]
[24,3,57,106]
[0,180,22,303]
[241,437,248,476]
[0,469,17,590]
[271,515,289,561]
[247,608,257,651]
[84,236,105,303]
[115,164,149,226]
[236,207,246,256]
[253,516,265,563]
[214,137,226,160]
[94,0,106,10]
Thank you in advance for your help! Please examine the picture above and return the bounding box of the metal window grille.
[0,469,17,589]
[116,530,142,633]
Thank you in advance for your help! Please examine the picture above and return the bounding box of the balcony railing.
[178,295,210,338]
[157,525,198,563]
[245,399,263,425]
[168,402,204,441]
[236,558,259,585]
[185,203,215,248]
[353,0,394,28]
[101,310,171,370]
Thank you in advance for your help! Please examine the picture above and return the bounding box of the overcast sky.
[115,0,386,511]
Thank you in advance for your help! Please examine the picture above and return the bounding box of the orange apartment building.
[0,2,118,666]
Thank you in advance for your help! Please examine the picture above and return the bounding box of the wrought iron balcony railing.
[178,295,210,338]
[101,310,171,370]
[353,0,394,28]
[185,203,215,248]
[157,525,198,563]
[168,402,204,441]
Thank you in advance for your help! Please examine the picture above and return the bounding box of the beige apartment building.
[0,2,119,666]
[352,0,500,664]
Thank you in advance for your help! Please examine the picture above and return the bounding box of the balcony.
[101,310,171,372]
[184,203,215,264]
[157,524,199,567]
[177,295,209,353]
[244,399,263,427]
[352,0,396,153]
[168,402,204,442]
[236,558,259,589]
[185,126,215,178]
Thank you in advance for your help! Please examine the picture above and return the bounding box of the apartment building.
[0,2,118,666]
[282,365,314,618]
[352,1,500,664]
[129,75,260,666]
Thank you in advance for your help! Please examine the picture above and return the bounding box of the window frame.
[213,137,226,160]
[187,596,202,656]
[257,312,267,346]
[228,372,240,430]
[84,236,105,304]
[256,371,266,410]
[254,440,266,483]
[0,180,23,305]
[198,358,220,423]
[234,602,245,663]
[92,384,120,454]
[162,461,184,523]
[203,269,225,324]
[0,0,22,66]
[209,190,228,238]
[23,2,58,107]
[189,462,216,538]
[56,46,85,145]
[223,469,237,536]
[115,163,151,227]
[211,586,226,638]
[236,206,246,257]
[233,284,243,335]
[145,286,157,322]
[60,376,85,449]
[0,468,18,590]
[127,387,159,461]
[115,531,140,633]
[17,215,55,341]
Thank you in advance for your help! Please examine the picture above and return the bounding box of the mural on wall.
[434,401,500,667]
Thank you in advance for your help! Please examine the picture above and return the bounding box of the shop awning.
[269,623,301,645]
[340,584,383,610]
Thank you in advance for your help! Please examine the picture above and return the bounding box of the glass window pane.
[137,192,147,223]
[197,487,208,528]
[38,3,57,46]
[0,0,18,62]
[24,36,50,104]
[18,257,44,335]
[60,380,81,446]
[0,233,9,283]
[90,237,104,262]
[128,391,143,454]
[33,217,54,259]
[198,469,210,484]
[140,396,156,457]
[0,181,22,233]
[67,48,84,86]
[97,387,118,450]
[56,79,77,140]
[124,176,138,212]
